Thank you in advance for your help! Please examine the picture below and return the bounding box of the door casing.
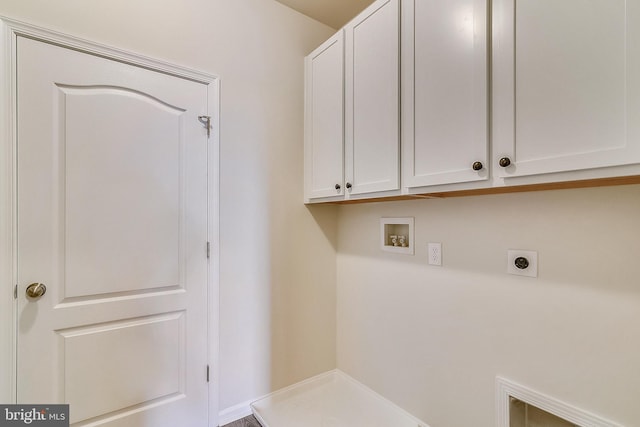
[0,16,221,427]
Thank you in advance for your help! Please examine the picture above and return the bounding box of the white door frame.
[0,17,220,427]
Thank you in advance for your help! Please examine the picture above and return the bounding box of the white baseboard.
[218,399,255,426]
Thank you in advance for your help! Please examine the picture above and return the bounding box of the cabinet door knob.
[346,182,352,189]
[335,184,341,190]
[472,161,483,171]
[499,157,512,168]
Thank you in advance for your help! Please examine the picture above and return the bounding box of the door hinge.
[198,115,211,139]
[14,284,17,300]
[206,365,210,383]
[206,241,211,259]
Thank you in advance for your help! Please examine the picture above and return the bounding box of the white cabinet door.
[402,0,488,188]
[305,32,345,201]
[345,0,400,195]
[17,37,209,426]
[493,0,640,179]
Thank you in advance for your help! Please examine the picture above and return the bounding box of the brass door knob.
[26,283,46,299]
[472,161,483,171]
[499,157,512,168]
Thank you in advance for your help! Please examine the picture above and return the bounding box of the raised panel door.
[17,36,209,426]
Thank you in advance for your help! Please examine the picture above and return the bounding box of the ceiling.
[275,0,375,29]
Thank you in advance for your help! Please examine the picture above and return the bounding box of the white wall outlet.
[507,250,538,278]
[428,243,442,266]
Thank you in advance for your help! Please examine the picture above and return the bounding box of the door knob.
[472,161,483,171]
[26,283,46,299]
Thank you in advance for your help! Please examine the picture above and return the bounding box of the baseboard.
[218,399,255,426]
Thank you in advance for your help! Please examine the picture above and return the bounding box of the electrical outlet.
[507,250,538,278]
[428,243,442,266]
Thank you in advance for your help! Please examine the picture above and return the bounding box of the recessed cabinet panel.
[403,0,488,188]
[345,0,400,195]
[304,32,344,200]
[494,0,640,179]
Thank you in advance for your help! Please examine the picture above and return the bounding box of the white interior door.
[16,36,210,426]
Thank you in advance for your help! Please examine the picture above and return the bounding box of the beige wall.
[0,0,337,413]
[337,184,640,427]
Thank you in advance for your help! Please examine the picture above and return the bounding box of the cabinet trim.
[321,176,640,205]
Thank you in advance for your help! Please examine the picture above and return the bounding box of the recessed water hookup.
[380,217,414,255]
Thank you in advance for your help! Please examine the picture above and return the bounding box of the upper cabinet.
[304,32,345,201]
[493,0,640,179]
[345,0,400,196]
[304,0,640,204]
[402,0,489,189]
